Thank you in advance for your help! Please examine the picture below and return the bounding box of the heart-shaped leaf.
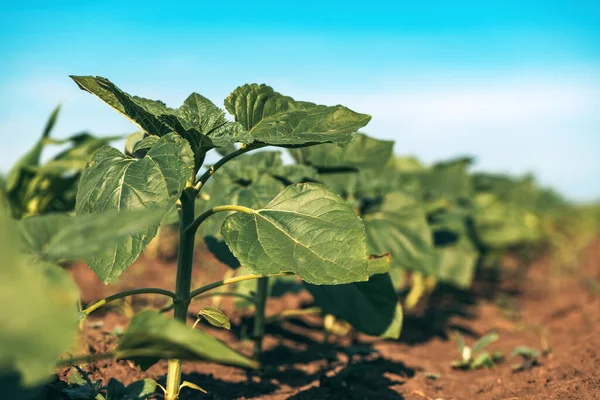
[221,183,369,285]
[75,133,194,283]
[224,84,371,147]
[305,254,402,338]
[70,76,252,168]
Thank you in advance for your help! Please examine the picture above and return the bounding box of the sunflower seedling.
[511,346,541,372]
[452,331,503,370]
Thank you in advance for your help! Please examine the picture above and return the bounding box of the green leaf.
[70,76,174,137]
[270,164,319,185]
[414,157,474,202]
[70,76,253,168]
[221,183,369,285]
[198,306,231,330]
[75,133,194,283]
[472,332,499,355]
[432,237,478,289]
[5,105,60,192]
[175,92,252,150]
[18,208,166,263]
[0,206,80,387]
[224,84,371,147]
[305,254,402,338]
[124,132,146,156]
[473,193,541,248]
[116,311,257,370]
[106,378,157,400]
[363,192,434,274]
[511,346,540,359]
[290,133,394,171]
[202,156,286,269]
[471,351,495,369]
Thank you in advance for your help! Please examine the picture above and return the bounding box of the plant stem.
[189,272,294,299]
[165,189,197,400]
[82,288,178,316]
[252,277,269,361]
[194,143,266,191]
[405,272,425,310]
[192,291,256,304]
[185,205,254,235]
[266,306,322,323]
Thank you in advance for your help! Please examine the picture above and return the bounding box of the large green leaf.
[71,76,175,136]
[221,183,369,285]
[75,133,194,283]
[433,237,478,289]
[0,205,79,387]
[427,208,478,288]
[116,311,257,370]
[473,193,541,249]
[70,76,252,169]
[224,84,371,147]
[201,152,289,269]
[19,208,166,263]
[413,157,474,202]
[305,254,403,338]
[290,133,394,171]
[363,191,434,274]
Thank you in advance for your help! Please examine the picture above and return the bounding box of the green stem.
[253,277,269,361]
[405,272,425,310]
[185,205,254,235]
[165,189,197,400]
[82,288,178,316]
[189,272,294,299]
[192,291,256,304]
[194,143,266,191]
[266,307,322,323]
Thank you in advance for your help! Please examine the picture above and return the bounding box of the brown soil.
[50,240,600,400]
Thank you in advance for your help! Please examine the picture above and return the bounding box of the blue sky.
[1,1,599,201]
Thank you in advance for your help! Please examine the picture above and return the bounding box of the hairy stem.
[252,277,269,361]
[165,188,197,400]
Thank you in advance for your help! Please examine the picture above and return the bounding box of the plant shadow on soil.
[168,311,415,399]
[162,354,414,400]
[167,260,527,399]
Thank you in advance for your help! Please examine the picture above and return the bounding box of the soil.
[48,239,600,400]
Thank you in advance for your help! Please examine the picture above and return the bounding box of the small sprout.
[452,331,500,370]
[511,346,541,372]
[192,306,231,330]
